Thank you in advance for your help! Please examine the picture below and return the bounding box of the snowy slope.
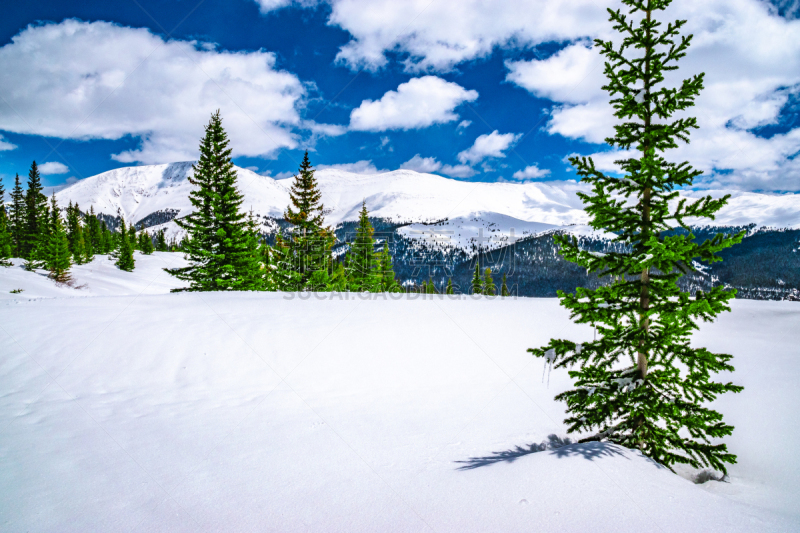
[52,163,800,249]
[0,276,797,531]
[54,162,290,224]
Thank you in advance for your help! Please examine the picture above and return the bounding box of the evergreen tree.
[166,110,262,291]
[0,180,11,264]
[377,241,397,291]
[129,223,137,250]
[471,263,482,295]
[272,234,303,291]
[347,201,380,292]
[446,277,454,295]
[501,273,510,297]
[115,216,135,272]
[528,0,743,474]
[45,195,71,282]
[283,151,334,287]
[9,174,25,256]
[425,278,436,294]
[156,228,167,251]
[23,161,48,260]
[483,268,495,296]
[140,230,154,255]
[66,201,86,264]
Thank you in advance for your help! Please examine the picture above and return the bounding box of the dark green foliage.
[23,161,48,261]
[9,174,25,257]
[156,229,168,251]
[471,263,482,295]
[0,180,11,263]
[65,202,87,264]
[115,217,136,272]
[528,0,743,474]
[139,230,154,255]
[483,268,495,296]
[166,111,263,291]
[282,152,334,288]
[347,201,380,291]
[501,273,510,297]
[446,277,454,295]
[45,195,71,282]
[378,241,397,291]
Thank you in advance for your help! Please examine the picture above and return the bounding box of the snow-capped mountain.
[54,162,800,245]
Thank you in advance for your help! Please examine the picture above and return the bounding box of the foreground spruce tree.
[529,0,743,474]
[483,268,495,296]
[0,180,12,264]
[501,273,510,297]
[377,241,397,292]
[167,111,262,291]
[471,263,482,295]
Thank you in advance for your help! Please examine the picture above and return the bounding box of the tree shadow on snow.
[455,435,626,471]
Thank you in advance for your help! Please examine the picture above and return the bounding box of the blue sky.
[0,0,798,193]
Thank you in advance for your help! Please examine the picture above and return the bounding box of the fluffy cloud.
[457,131,521,165]
[316,160,387,174]
[349,76,478,132]
[511,165,551,181]
[504,0,800,191]
[400,154,441,173]
[254,0,609,71]
[39,162,69,175]
[0,19,309,164]
[0,134,17,151]
[438,164,476,179]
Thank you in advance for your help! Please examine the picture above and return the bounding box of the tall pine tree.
[282,152,334,288]
[0,180,11,264]
[501,273,510,297]
[166,110,262,291]
[23,161,48,261]
[377,241,397,292]
[9,174,25,257]
[528,0,743,474]
[483,268,495,296]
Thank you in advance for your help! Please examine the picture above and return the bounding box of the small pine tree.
[483,268,495,296]
[347,201,380,292]
[446,277,454,295]
[140,230,154,255]
[129,223,137,250]
[115,217,135,272]
[425,278,436,294]
[45,195,72,282]
[9,174,25,257]
[529,0,744,474]
[377,241,397,291]
[156,228,167,251]
[501,273,510,297]
[471,262,482,295]
[66,202,87,264]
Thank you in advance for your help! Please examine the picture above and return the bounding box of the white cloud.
[316,160,387,174]
[456,120,471,132]
[502,0,800,192]
[0,134,17,151]
[265,0,609,72]
[0,19,307,164]
[400,154,442,173]
[512,165,551,181]
[349,76,478,131]
[254,0,319,14]
[439,164,477,179]
[457,131,521,165]
[39,161,69,175]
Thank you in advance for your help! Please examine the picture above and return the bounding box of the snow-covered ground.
[0,260,798,532]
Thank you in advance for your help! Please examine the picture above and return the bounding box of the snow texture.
[0,257,798,531]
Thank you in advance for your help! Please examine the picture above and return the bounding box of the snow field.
[0,263,798,531]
